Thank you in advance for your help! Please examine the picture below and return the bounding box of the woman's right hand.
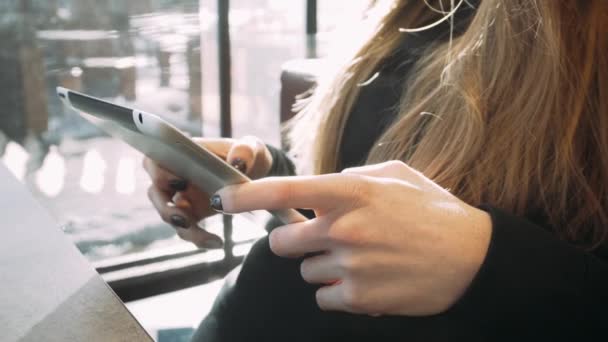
[143,136,272,249]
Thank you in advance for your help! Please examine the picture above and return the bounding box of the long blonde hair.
[288,0,608,249]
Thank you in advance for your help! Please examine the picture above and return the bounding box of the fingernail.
[231,158,247,172]
[170,214,189,228]
[169,179,188,191]
[210,194,223,212]
[202,239,223,249]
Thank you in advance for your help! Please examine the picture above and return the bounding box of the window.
[1,0,367,291]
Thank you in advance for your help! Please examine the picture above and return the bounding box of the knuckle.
[339,253,362,277]
[340,165,365,175]
[327,217,365,245]
[315,290,325,310]
[315,289,331,311]
[326,220,347,243]
[383,160,406,171]
[291,224,311,243]
[341,282,367,313]
[268,229,286,255]
[327,219,350,244]
[299,259,312,282]
[341,174,372,203]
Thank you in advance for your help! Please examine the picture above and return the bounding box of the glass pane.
[200,0,306,144]
[1,0,365,264]
[318,0,370,33]
[0,0,214,262]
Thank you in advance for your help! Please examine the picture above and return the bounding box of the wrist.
[467,206,492,270]
[451,204,493,306]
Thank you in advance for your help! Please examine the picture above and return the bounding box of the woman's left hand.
[214,161,492,316]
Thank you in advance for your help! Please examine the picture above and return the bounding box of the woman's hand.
[213,161,492,316]
[143,135,272,249]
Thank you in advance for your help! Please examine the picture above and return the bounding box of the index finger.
[216,174,366,214]
[143,157,182,192]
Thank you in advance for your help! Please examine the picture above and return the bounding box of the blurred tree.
[0,0,48,144]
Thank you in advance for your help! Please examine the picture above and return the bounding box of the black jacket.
[193,3,608,340]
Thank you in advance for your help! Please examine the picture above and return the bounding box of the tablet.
[56,87,306,225]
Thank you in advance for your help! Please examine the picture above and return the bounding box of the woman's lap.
[192,237,481,341]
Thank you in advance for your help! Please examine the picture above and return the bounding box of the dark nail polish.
[170,214,189,228]
[231,158,247,172]
[169,179,188,191]
[210,194,223,212]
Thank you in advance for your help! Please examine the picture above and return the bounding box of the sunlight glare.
[35,146,66,197]
[1,141,30,181]
[79,149,107,194]
[115,157,136,195]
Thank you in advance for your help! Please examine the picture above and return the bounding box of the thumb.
[226,136,271,179]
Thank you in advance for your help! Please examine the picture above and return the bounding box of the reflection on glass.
[35,146,66,198]
[1,0,367,262]
[0,0,208,261]
[115,157,136,195]
[2,142,29,182]
[79,149,106,194]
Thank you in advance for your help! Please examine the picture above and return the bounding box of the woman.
[144,0,608,339]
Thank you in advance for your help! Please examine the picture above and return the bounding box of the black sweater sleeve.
[449,206,608,339]
[266,144,296,177]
